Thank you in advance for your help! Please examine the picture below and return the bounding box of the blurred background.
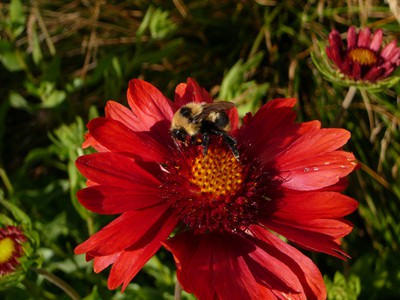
[0,0,399,299]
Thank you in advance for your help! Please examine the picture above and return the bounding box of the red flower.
[326,26,400,82]
[75,78,358,299]
[0,226,27,276]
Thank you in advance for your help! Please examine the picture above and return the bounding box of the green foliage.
[137,6,177,40]
[0,0,399,299]
[218,52,269,116]
[325,272,361,300]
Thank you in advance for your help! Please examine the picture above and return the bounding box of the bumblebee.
[170,101,239,159]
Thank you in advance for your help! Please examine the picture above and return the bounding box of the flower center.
[348,48,377,65]
[164,142,266,234]
[0,237,15,263]
[189,148,244,199]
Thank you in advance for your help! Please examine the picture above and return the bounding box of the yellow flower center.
[189,147,244,199]
[348,48,377,65]
[0,237,15,263]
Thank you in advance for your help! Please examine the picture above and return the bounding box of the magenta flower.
[326,26,400,82]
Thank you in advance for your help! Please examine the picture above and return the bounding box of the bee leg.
[201,132,210,156]
[210,130,239,160]
[190,135,197,145]
[222,133,240,160]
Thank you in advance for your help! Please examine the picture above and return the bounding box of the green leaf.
[149,8,177,39]
[41,89,66,108]
[0,40,24,72]
[8,91,33,113]
[136,6,176,40]
[219,52,269,116]
[83,286,101,300]
[31,22,43,65]
[9,0,26,37]
[325,272,361,300]
[136,6,154,37]
[0,199,32,226]
[37,82,66,108]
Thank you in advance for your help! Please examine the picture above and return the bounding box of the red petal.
[381,40,397,60]
[364,65,386,81]
[108,213,178,291]
[257,121,321,166]
[296,120,321,134]
[260,217,352,259]
[357,27,371,47]
[351,62,362,80]
[274,128,356,190]
[382,43,400,63]
[87,117,170,162]
[163,233,216,300]
[241,238,306,296]
[77,185,163,214]
[127,79,174,129]
[93,253,120,273]
[327,30,344,65]
[76,152,160,188]
[105,100,175,147]
[227,106,239,132]
[273,191,358,220]
[250,225,327,300]
[238,98,301,158]
[370,29,383,52]
[105,101,140,131]
[82,132,109,152]
[164,232,303,300]
[278,151,357,190]
[174,78,213,108]
[347,26,357,49]
[381,64,396,78]
[74,204,170,256]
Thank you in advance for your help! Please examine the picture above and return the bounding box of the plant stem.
[0,166,14,196]
[332,85,357,127]
[174,278,182,300]
[31,268,81,300]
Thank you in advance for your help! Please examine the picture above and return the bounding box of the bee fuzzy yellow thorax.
[170,102,204,136]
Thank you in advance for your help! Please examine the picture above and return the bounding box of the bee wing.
[192,101,235,122]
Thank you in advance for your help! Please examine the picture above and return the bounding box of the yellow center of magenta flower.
[0,237,15,263]
[348,48,377,65]
[190,147,244,199]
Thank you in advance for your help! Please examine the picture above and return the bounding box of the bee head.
[171,128,188,142]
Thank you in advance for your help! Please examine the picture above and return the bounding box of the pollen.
[0,237,15,263]
[165,142,262,233]
[189,147,244,199]
[348,48,377,65]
